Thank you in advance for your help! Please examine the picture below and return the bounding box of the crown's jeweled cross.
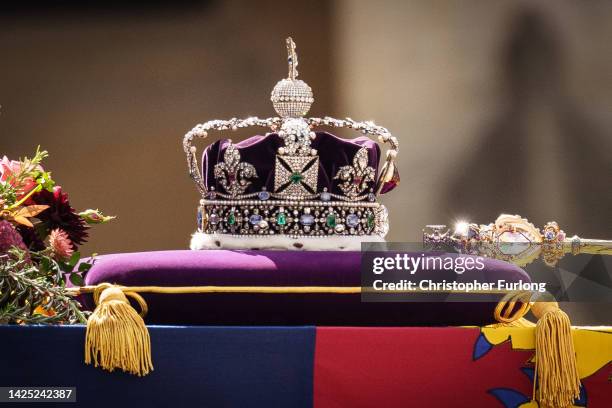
[287,37,298,80]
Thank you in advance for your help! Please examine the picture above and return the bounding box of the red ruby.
[380,165,400,194]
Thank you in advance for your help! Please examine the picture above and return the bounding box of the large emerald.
[367,212,375,229]
[277,212,287,225]
[228,211,236,225]
[326,213,336,228]
[289,172,303,184]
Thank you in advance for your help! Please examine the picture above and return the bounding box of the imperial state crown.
[183,38,400,250]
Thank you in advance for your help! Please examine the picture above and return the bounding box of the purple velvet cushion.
[80,250,530,326]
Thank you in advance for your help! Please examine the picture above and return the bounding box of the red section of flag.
[313,327,533,408]
[582,364,612,407]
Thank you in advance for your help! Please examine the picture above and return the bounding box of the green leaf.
[57,261,68,270]
[69,273,84,286]
[0,250,86,324]
[78,262,92,272]
[39,257,51,273]
[78,209,115,224]
[68,252,81,267]
[35,171,55,190]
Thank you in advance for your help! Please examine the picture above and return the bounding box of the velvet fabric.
[79,250,531,326]
[202,132,381,196]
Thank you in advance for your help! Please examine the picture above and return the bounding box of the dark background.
[1,1,610,321]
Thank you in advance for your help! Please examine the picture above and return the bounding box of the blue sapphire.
[197,208,203,228]
[258,191,270,201]
[346,214,360,228]
[300,214,315,226]
[468,228,477,239]
[320,191,331,201]
[545,231,555,240]
[209,213,220,225]
[249,214,263,225]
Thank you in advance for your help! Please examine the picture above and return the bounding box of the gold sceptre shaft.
[564,238,611,256]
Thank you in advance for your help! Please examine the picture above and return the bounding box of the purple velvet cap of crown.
[202,132,382,196]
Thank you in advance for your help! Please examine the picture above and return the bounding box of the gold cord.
[70,285,519,297]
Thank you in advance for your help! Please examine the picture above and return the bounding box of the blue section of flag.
[488,388,531,408]
[0,325,315,408]
[575,383,588,407]
[520,366,534,382]
[472,333,493,360]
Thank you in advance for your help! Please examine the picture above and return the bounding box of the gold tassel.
[493,291,580,407]
[531,297,580,408]
[84,284,153,376]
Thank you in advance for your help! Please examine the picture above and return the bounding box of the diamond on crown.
[213,143,257,197]
[278,118,315,156]
[270,38,314,119]
[334,147,376,198]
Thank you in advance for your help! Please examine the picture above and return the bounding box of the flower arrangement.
[0,148,112,324]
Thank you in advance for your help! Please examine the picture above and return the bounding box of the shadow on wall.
[444,7,612,238]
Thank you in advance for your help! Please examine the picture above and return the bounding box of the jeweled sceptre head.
[183,37,400,250]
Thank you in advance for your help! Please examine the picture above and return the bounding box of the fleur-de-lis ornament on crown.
[334,147,376,198]
[213,143,257,197]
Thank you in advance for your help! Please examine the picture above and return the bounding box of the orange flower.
[49,228,73,260]
[33,304,56,317]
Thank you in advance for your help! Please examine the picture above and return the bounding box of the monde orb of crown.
[270,78,314,118]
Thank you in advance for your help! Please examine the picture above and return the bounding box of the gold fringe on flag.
[84,283,153,377]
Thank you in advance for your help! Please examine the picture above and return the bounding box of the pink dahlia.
[48,228,73,260]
